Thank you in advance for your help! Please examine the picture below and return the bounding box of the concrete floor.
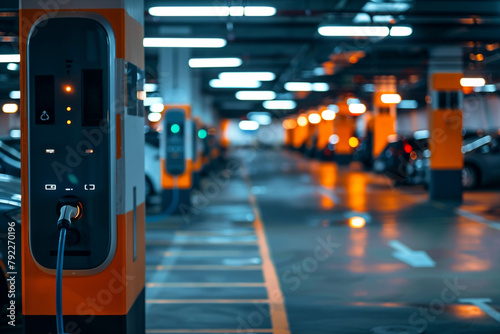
[4,148,500,333]
[144,149,500,334]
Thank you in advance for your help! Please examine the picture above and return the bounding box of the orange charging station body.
[20,1,145,333]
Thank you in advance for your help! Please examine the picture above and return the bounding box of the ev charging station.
[20,1,145,333]
[160,106,194,214]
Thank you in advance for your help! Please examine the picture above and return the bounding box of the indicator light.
[349,217,366,228]
[45,149,55,154]
[67,107,71,111]
[64,85,73,93]
[67,120,72,125]
[85,149,94,154]
[171,124,180,134]
[198,129,207,139]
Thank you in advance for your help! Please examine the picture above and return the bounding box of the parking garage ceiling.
[2,0,500,118]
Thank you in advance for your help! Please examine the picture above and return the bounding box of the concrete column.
[428,46,464,202]
[373,75,397,158]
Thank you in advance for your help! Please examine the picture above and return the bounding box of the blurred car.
[414,134,498,189]
[373,137,428,185]
[0,174,22,313]
[0,137,21,178]
[354,136,373,169]
[145,131,161,201]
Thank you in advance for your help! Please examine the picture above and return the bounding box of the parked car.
[415,134,498,189]
[144,131,162,201]
[0,137,21,178]
[0,174,22,314]
[373,137,428,185]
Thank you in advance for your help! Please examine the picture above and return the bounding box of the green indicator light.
[171,124,180,134]
[198,129,207,139]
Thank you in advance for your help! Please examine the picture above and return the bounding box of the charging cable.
[56,205,79,334]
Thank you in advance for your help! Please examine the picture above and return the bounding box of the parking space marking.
[162,251,260,257]
[389,240,436,268]
[146,282,266,288]
[459,298,500,322]
[146,240,258,246]
[242,166,291,334]
[146,299,270,304]
[146,329,273,333]
[146,265,262,271]
[317,187,341,205]
[175,230,256,237]
[456,209,500,231]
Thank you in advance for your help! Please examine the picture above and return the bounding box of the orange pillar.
[334,99,357,164]
[373,76,397,158]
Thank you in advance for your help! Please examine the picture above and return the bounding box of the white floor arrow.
[389,240,436,268]
[459,298,500,322]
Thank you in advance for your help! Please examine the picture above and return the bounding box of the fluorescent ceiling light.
[149,6,276,17]
[10,129,20,139]
[6,63,19,71]
[381,93,402,104]
[285,82,329,92]
[308,113,321,124]
[144,97,163,106]
[263,100,297,110]
[362,2,411,13]
[313,67,326,76]
[2,103,18,113]
[248,112,272,125]
[219,72,276,81]
[353,13,371,24]
[150,103,164,113]
[144,38,227,48]
[322,109,336,121]
[144,83,158,92]
[209,79,261,89]
[328,104,340,113]
[313,83,329,92]
[239,120,260,131]
[318,26,390,37]
[189,57,242,68]
[474,84,497,93]
[230,6,244,16]
[236,91,276,101]
[347,98,361,105]
[373,15,395,23]
[149,6,230,16]
[9,90,20,99]
[461,78,486,87]
[244,6,277,16]
[398,100,418,109]
[0,54,20,63]
[148,113,162,123]
[349,103,367,114]
[390,26,413,37]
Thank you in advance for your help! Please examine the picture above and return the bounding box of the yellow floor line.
[162,251,260,257]
[146,265,262,271]
[146,282,266,288]
[174,231,256,236]
[242,165,291,334]
[147,299,269,304]
[146,240,258,246]
[146,329,273,333]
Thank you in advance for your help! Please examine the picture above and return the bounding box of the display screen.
[35,75,55,125]
[82,69,104,126]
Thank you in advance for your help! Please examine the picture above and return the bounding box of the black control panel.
[164,110,186,175]
[28,18,113,271]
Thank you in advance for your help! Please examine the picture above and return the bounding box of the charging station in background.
[192,117,205,189]
[20,1,145,333]
[160,106,194,214]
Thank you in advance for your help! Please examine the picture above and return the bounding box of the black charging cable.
[56,205,79,334]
